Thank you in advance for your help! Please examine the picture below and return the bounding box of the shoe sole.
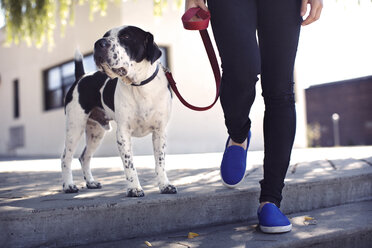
[259,224,292,234]
[220,170,246,188]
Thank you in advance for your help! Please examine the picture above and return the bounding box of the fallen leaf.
[144,241,152,247]
[304,216,317,225]
[188,232,199,239]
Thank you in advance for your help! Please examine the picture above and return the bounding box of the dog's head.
[94,26,162,84]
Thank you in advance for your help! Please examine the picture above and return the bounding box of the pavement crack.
[359,159,372,166]
[175,242,191,248]
[245,167,259,178]
[0,196,23,199]
[326,159,337,170]
[291,163,299,174]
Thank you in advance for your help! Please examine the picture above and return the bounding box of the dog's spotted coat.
[61,26,176,196]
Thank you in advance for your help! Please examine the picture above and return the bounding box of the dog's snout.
[94,38,111,66]
[95,38,110,50]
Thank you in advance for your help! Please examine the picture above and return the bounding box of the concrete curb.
[111,200,372,248]
[1,147,371,247]
[1,172,372,247]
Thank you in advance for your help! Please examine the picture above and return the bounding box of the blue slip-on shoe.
[220,131,251,188]
[258,203,292,234]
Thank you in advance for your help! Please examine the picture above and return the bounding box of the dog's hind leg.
[79,119,106,189]
[61,112,87,193]
[152,131,177,194]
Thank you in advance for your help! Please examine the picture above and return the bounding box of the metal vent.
[8,126,25,150]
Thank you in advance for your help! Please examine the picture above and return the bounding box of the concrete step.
[77,200,372,248]
[0,147,371,247]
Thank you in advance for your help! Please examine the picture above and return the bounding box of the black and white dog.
[61,26,177,197]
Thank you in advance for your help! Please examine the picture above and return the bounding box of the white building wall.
[0,0,306,158]
[0,3,123,157]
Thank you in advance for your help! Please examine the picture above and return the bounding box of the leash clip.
[161,64,171,74]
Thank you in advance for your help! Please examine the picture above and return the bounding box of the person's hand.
[301,0,323,26]
[185,0,209,21]
[185,0,209,12]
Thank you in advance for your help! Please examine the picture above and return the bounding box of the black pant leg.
[257,0,302,207]
[208,0,260,143]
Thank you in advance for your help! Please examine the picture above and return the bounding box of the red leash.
[165,7,221,111]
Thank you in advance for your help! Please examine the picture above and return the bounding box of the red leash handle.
[181,7,210,30]
[166,7,220,111]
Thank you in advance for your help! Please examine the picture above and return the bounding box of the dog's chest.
[114,82,171,137]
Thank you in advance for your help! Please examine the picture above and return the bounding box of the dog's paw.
[63,183,79,193]
[160,184,177,194]
[127,188,145,197]
[86,181,102,189]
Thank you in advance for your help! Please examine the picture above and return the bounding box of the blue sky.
[0,3,4,28]
[295,0,372,88]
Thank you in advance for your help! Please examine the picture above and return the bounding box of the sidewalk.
[0,146,371,247]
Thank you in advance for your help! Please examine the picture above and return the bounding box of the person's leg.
[208,0,260,144]
[208,0,260,187]
[257,0,302,208]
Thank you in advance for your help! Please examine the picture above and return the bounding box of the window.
[159,46,169,69]
[13,79,20,118]
[43,53,96,110]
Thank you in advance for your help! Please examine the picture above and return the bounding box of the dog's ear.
[145,32,162,64]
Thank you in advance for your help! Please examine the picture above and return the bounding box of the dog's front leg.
[117,128,144,197]
[152,131,177,194]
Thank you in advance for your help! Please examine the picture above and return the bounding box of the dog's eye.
[120,34,130,40]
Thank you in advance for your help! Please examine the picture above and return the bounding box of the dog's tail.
[74,49,85,81]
